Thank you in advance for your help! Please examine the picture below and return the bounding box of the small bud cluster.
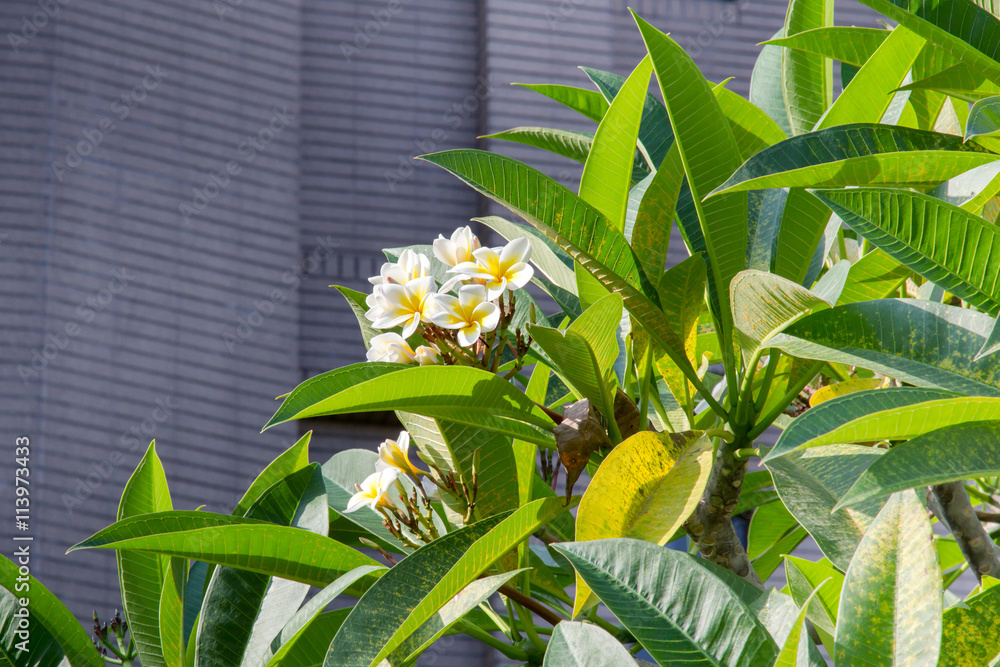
[345,430,481,547]
[364,226,535,376]
[92,610,136,665]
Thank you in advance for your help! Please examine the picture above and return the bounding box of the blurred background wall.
[0,0,876,663]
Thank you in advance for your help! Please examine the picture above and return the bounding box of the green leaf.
[327,498,571,666]
[747,501,807,581]
[773,585,827,667]
[839,420,1000,507]
[387,570,524,665]
[264,363,555,447]
[713,84,787,158]
[529,327,615,424]
[334,287,380,349]
[195,466,327,667]
[264,610,349,667]
[767,445,887,571]
[767,299,1000,396]
[262,566,383,665]
[850,0,1000,84]
[582,66,675,169]
[713,124,995,196]
[783,556,845,641]
[764,26,889,66]
[69,511,380,589]
[553,539,778,666]
[833,490,942,667]
[635,12,747,343]
[579,57,653,231]
[117,442,174,667]
[900,63,1000,101]
[573,431,714,615]
[514,83,608,123]
[967,95,1000,140]
[730,269,833,367]
[931,161,1000,213]
[416,150,697,381]
[542,622,638,667]
[233,432,312,517]
[751,30,794,137]
[484,126,593,164]
[816,26,926,129]
[939,582,1000,666]
[812,187,1000,314]
[159,558,186,667]
[836,248,909,305]
[781,0,834,135]
[766,387,1000,459]
[321,450,405,552]
[0,558,104,667]
[629,144,681,280]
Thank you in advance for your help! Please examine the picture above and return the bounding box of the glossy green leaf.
[752,30,794,136]
[713,124,995,196]
[264,363,555,448]
[781,0,834,135]
[967,95,1000,140]
[767,299,1000,396]
[0,557,104,667]
[582,66,674,169]
[768,445,886,571]
[932,162,1000,213]
[730,269,833,366]
[553,539,778,666]
[264,610,349,667]
[839,420,1000,507]
[774,585,827,667]
[196,466,327,667]
[542,622,638,667]
[748,501,808,582]
[514,83,609,122]
[939,582,1000,666]
[766,387,1000,459]
[579,57,652,231]
[629,144,681,280]
[117,442,174,667]
[262,566,384,665]
[233,432,312,517]
[836,249,909,305]
[417,150,697,382]
[635,12,747,342]
[784,556,845,640]
[387,570,524,664]
[900,63,1000,101]
[530,328,614,422]
[159,558,185,667]
[764,26,889,66]
[814,187,1000,314]
[484,126,593,164]
[850,0,1000,84]
[327,498,571,666]
[334,287,380,349]
[69,511,379,589]
[833,490,942,667]
[714,85,787,158]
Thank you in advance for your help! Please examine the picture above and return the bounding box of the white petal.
[474,302,500,332]
[458,284,488,311]
[344,492,369,513]
[500,237,532,267]
[505,263,534,290]
[401,314,420,338]
[485,278,506,301]
[457,323,482,348]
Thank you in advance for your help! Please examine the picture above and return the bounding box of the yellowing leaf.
[572,431,714,616]
[810,378,885,407]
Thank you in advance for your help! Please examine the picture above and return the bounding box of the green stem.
[639,345,654,428]
[733,448,761,461]
[753,353,780,414]
[967,484,995,505]
[746,361,823,441]
[514,602,547,653]
[457,621,530,662]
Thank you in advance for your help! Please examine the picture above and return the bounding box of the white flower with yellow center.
[368,249,430,286]
[366,333,416,364]
[449,237,534,300]
[375,431,424,477]
[344,468,399,513]
[433,226,481,268]
[365,276,436,338]
[428,284,500,347]
[413,344,441,366]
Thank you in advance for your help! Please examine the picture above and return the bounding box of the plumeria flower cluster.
[363,226,536,375]
[344,430,480,546]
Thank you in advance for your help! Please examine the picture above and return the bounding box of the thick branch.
[499,584,563,626]
[930,481,1000,582]
[685,441,762,588]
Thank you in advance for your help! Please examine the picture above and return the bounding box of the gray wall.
[1,0,882,664]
